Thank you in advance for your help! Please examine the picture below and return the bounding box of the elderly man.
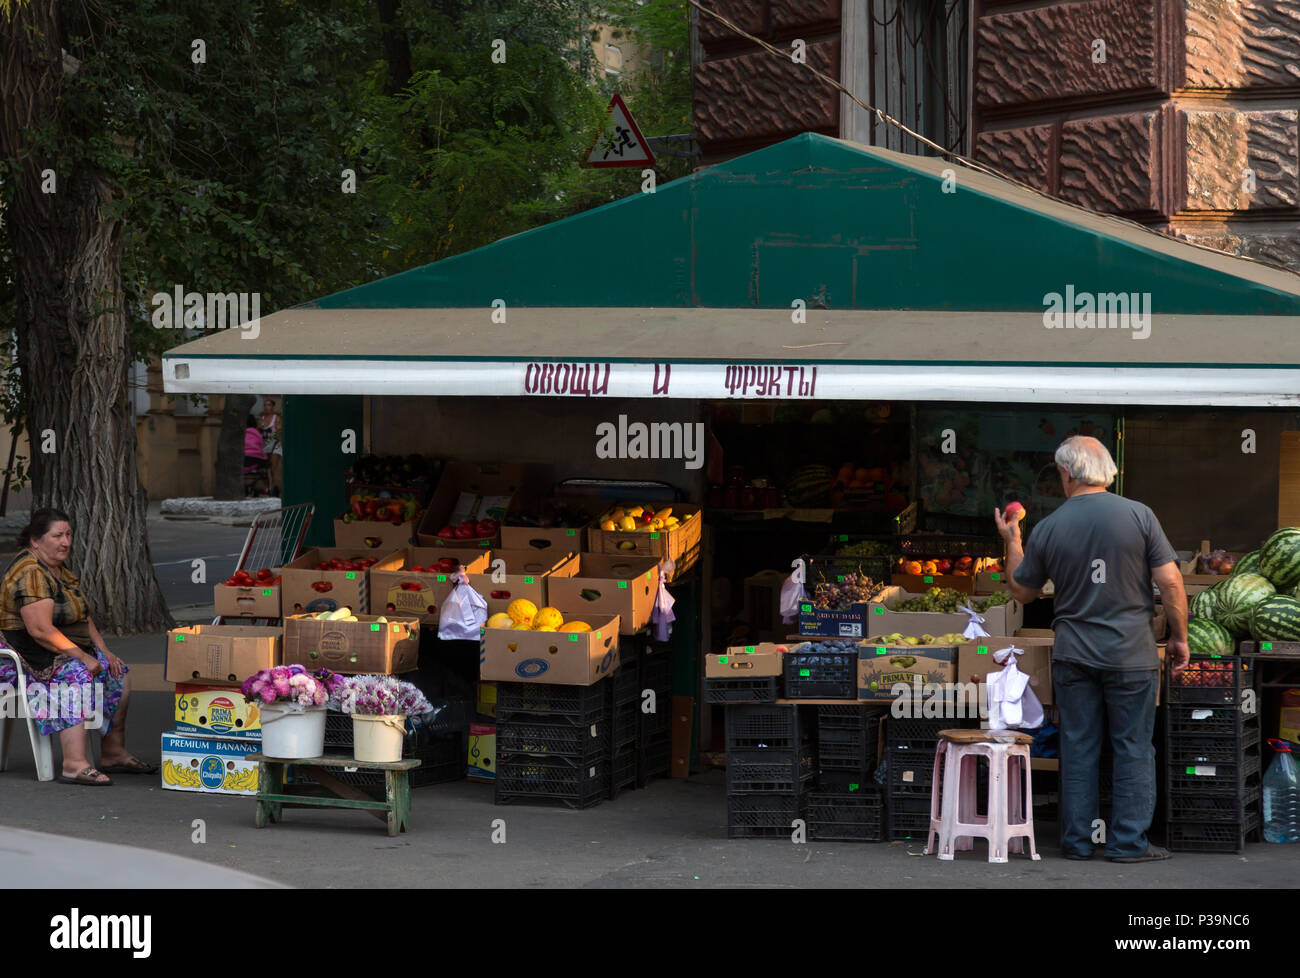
[994,435,1189,863]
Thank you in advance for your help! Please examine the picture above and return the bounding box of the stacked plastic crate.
[884,716,947,840]
[725,704,815,838]
[494,682,610,809]
[608,641,641,799]
[1164,652,1262,853]
[807,704,888,841]
[638,639,673,784]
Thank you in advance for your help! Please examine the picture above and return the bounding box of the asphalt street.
[3,512,1299,888]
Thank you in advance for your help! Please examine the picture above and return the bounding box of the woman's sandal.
[59,767,112,786]
[99,756,158,775]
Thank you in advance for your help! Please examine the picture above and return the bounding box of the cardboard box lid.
[481,549,579,578]
[705,641,786,677]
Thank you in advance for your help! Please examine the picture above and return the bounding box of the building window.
[605,44,623,71]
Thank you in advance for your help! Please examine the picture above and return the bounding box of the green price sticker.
[650,532,660,539]
[744,645,755,653]
[977,645,989,654]
[801,603,812,613]
[569,635,580,642]
[837,575,844,583]
[524,576,535,584]
[923,575,934,583]
[371,623,382,632]
[991,573,1001,581]
[346,572,356,580]
[618,581,628,589]
[262,588,272,596]
[718,656,728,664]
[566,529,576,536]
[876,646,886,655]
[1211,653,1222,659]
[1185,766,1196,775]
[1262,641,1274,650]
[873,606,884,614]
[480,540,491,547]
[839,534,849,542]
[800,669,811,677]
[848,783,860,792]
[437,574,447,582]
[175,634,185,642]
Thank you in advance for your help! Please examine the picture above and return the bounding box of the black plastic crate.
[888,747,937,795]
[807,535,898,589]
[1166,815,1260,854]
[784,645,857,700]
[818,726,879,773]
[496,681,608,724]
[1166,703,1250,738]
[725,704,804,750]
[496,717,607,758]
[1167,758,1261,795]
[495,752,610,809]
[637,733,672,786]
[1166,727,1261,765]
[818,703,889,729]
[886,717,948,745]
[818,770,877,792]
[727,793,807,839]
[610,699,639,753]
[808,788,885,841]
[898,531,1002,558]
[610,747,638,799]
[886,792,932,839]
[705,676,780,704]
[1166,654,1253,706]
[610,662,641,708]
[1167,783,1262,822]
[296,733,466,789]
[726,748,816,794]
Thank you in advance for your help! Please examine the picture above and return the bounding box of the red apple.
[1004,501,1026,523]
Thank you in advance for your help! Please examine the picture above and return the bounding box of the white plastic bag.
[779,573,808,624]
[438,571,488,641]
[986,645,1044,730]
[957,603,990,639]
[651,570,676,642]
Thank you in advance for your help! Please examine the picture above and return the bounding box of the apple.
[1004,501,1026,523]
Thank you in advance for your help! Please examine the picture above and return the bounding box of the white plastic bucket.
[352,714,406,763]
[259,702,326,759]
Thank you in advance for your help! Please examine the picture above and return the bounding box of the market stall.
[162,132,1300,835]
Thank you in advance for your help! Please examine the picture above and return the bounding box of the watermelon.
[1230,549,1261,577]
[1214,572,1275,635]
[1187,617,1233,657]
[1258,527,1300,590]
[785,464,834,507]
[1249,594,1300,642]
[1188,587,1219,621]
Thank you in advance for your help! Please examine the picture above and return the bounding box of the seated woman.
[0,508,153,785]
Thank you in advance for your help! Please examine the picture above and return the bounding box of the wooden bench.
[249,753,421,837]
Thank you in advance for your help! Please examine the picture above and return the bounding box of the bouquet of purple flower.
[332,674,433,717]
[241,665,342,708]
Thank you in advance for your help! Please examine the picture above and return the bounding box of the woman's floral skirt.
[0,648,127,737]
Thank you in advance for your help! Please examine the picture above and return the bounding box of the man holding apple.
[994,435,1189,864]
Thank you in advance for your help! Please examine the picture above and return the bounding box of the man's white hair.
[1054,435,1117,487]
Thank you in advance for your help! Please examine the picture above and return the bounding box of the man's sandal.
[59,767,112,786]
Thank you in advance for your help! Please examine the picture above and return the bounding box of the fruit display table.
[250,753,421,837]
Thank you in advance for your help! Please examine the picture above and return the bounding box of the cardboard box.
[546,554,659,635]
[477,680,497,719]
[466,549,579,618]
[282,614,420,674]
[333,518,418,552]
[891,573,976,594]
[164,625,282,685]
[957,636,1054,706]
[281,548,404,616]
[585,505,703,570]
[1015,628,1054,638]
[500,489,597,553]
[858,643,957,702]
[213,583,281,620]
[1280,689,1300,744]
[866,587,1023,638]
[468,722,496,781]
[174,684,262,738]
[368,547,492,623]
[416,461,544,547]
[1179,542,1245,586]
[974,570,1012,594]
[160,731,261,795]
[797,600,869,638]
[705,642,786,678]
[479,613,620,686]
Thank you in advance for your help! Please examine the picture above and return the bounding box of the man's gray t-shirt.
[1012,492,1178,671]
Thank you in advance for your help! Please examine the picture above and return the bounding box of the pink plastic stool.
[924,729,1041,863]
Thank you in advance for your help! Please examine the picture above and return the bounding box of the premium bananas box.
[160,731,261,796]
[174,684,262,738]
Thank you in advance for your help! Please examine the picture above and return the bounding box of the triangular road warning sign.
[583,93,656,168]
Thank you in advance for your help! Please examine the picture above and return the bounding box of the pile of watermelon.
[1187,527,1300,650]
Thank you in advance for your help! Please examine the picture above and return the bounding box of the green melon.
[1258,527,1300,590]
[1215,572,1275,635]
[1230,550,1261,577]
[1249,594,1300,642]
[1188,586,1220,622]
[1187,617,1233,657]
[785,464,834,507]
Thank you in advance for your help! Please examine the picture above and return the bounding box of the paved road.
[143,516,250,613]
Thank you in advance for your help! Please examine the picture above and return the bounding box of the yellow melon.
[533,625,557,631]
[534,606,564,629]
[506,598,537,625]
[558,621,592,633]
[618,516,636,531]
[511,622,534,630]
[486,612,514,629]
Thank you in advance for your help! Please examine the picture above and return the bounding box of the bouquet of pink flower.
[241,665,342,708]
[332,674,433,717]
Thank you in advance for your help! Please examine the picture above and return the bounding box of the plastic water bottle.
[1263,739,1300,844]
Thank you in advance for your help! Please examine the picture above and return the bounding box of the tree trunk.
[0,0,172,634]
[214,394,255,499]
[376,0,413,95]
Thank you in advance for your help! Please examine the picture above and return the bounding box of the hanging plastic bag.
[957,603,990,639]
[651,567,676,642]
[780,572,808,624]
[986,645,1044,730]
[438,571,488,641]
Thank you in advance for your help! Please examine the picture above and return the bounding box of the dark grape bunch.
[791,640,858,655]
[812,572,885,610]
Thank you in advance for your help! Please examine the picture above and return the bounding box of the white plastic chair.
[0,648,55,781]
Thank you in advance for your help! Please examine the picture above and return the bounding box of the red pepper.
[436,558,457,575]
[351,501,366,518]
[410,565,425,573]
[437,526,457,539]
[454,526,475,539]
[317,562,330,570]
[256,568,273,581]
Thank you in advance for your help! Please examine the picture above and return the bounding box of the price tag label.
[618,581,628,589]
[566,529,576,536]
[873,607,884,615]
[836,575,844,582]
[800,669,811,677]
[1262,641,1274,650]
[262,589,272,596]
[923,575,934,583]
[991,573,1001,581]
[839,534,849,542]
[437,574,447,582]
[175,634,185,642]
[650,533,660,539]
[346,572,356,580]
[801,603,812,613]
[744,646,755,653]
[876,646,886,655]
[524,576,535,584]
[569,635,580,642]
[718,656,729,664]
[977,645,989,655]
